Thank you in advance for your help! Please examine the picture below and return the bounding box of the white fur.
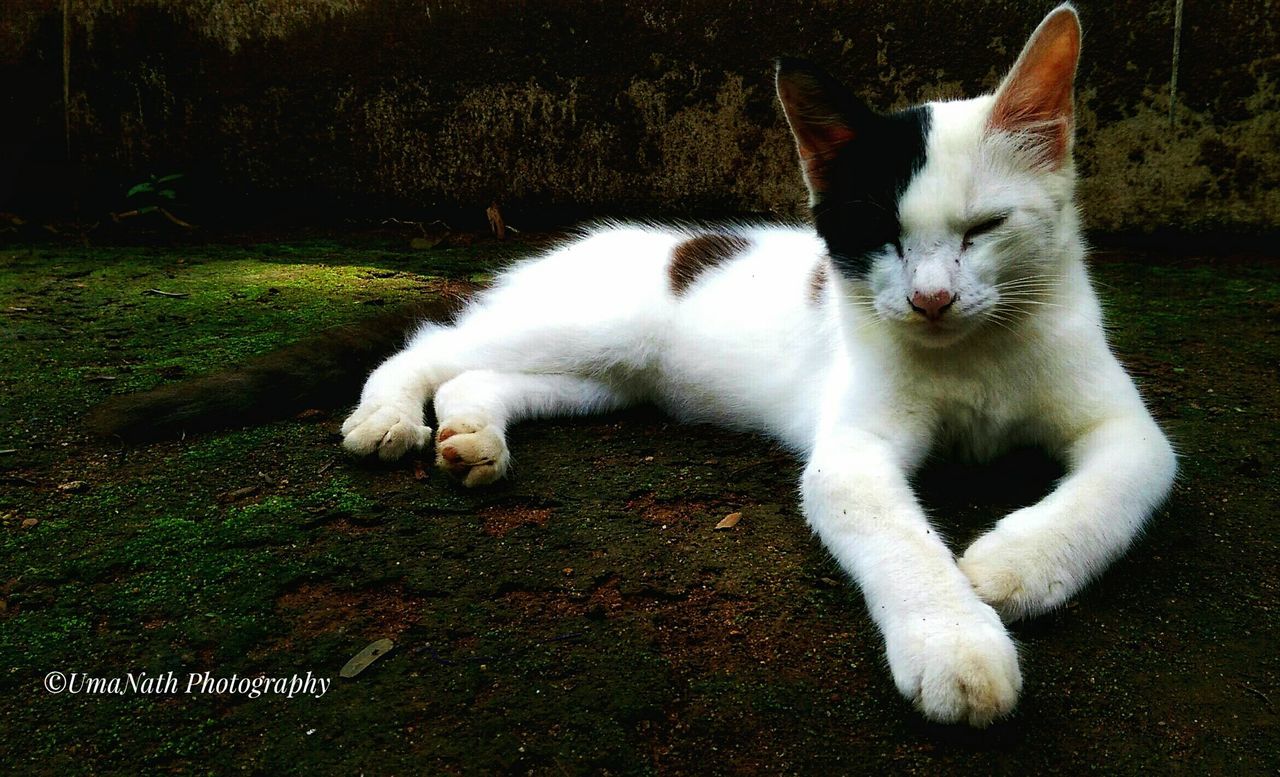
[341,11,1175,728]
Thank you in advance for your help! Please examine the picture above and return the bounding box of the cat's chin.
[896,320,976,349]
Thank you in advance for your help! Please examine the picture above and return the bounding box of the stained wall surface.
[2,1,1276,232]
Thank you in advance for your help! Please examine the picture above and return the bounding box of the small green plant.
[126,172,182,204]
[115,173,194,228]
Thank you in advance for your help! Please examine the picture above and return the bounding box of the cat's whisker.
[995,289,1066,300]
[996,275,1064,283]
[980,314,1032,345]
[996,298,1067,309]
[993,275,1064,284]
[993,280,1065,292]
[994,275,1067,286]
[994,293,1060,304]
[995,286,1059,294]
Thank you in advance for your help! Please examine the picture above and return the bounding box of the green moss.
[0,240,1276,773]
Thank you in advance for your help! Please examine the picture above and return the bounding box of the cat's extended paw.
[959,523,1070,622]
[341,402,431,461]
[886,609,1022,727]
[435,417,509,488]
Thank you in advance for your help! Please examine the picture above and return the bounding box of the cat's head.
[777,4,1082,348]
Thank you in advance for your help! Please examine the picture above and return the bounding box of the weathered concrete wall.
[1,0,1276,232]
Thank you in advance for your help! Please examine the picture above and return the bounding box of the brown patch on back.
[669,233,751,294]
[808,260,829,305]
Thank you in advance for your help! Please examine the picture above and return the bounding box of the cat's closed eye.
[962,214,1009,247]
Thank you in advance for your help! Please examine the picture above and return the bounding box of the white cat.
[340,4,1175,727]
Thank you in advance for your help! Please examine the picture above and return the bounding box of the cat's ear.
[776,58,867,196]
[988,4,1081,168]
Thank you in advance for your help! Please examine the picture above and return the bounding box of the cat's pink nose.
[910,289,954,320]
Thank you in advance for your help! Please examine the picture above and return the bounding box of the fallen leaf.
[340,638,394,679]
[715,512,742,530]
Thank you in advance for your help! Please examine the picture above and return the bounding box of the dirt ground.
[0,235,1276,774]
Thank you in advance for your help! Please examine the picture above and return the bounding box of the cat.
[89,3,1174,727]
[336,4,1176,727]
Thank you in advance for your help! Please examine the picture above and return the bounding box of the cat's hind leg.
[433,370,629,487]
[345,226,673,462]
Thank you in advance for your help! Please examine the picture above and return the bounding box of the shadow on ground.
[0,238,1276,773]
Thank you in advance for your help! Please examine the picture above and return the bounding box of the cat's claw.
[435,417,510,487]
[887,608,1022,727]
[341,403,431,461]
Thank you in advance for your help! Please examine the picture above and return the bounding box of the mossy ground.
[0,237,1276,774]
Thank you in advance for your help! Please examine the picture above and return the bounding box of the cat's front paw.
[886,608,1022,727]
[341,401,431,461]
[959,519,1071,622]
[435,417,510,487]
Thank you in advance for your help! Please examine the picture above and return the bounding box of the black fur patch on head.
[813,106,931,279]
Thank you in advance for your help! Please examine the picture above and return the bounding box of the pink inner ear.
[796,124,857,192]
[777,78,858,192]
[988,9,1081,167]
